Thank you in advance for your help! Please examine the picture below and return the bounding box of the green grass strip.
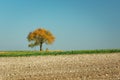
[0,49,120,57]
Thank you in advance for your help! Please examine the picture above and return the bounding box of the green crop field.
[0,49,120,57]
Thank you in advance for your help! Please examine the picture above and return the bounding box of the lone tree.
[27,28,55,51]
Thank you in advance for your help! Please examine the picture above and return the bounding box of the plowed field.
[0,53,120,80]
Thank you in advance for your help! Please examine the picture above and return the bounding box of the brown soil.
[0,53,120,80]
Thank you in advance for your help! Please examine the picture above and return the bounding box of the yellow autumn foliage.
[27,28,55,51]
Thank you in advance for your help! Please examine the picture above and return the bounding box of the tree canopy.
[27,28,55,51]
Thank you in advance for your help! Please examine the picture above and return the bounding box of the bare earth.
[0,53,120,80]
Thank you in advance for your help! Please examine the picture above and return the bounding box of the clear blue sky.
[0,0,120,50]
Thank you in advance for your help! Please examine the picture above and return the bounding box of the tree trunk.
[40,42,43,51]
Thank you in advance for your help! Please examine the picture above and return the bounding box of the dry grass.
[0,53,120,80]
[0,52,7,54]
